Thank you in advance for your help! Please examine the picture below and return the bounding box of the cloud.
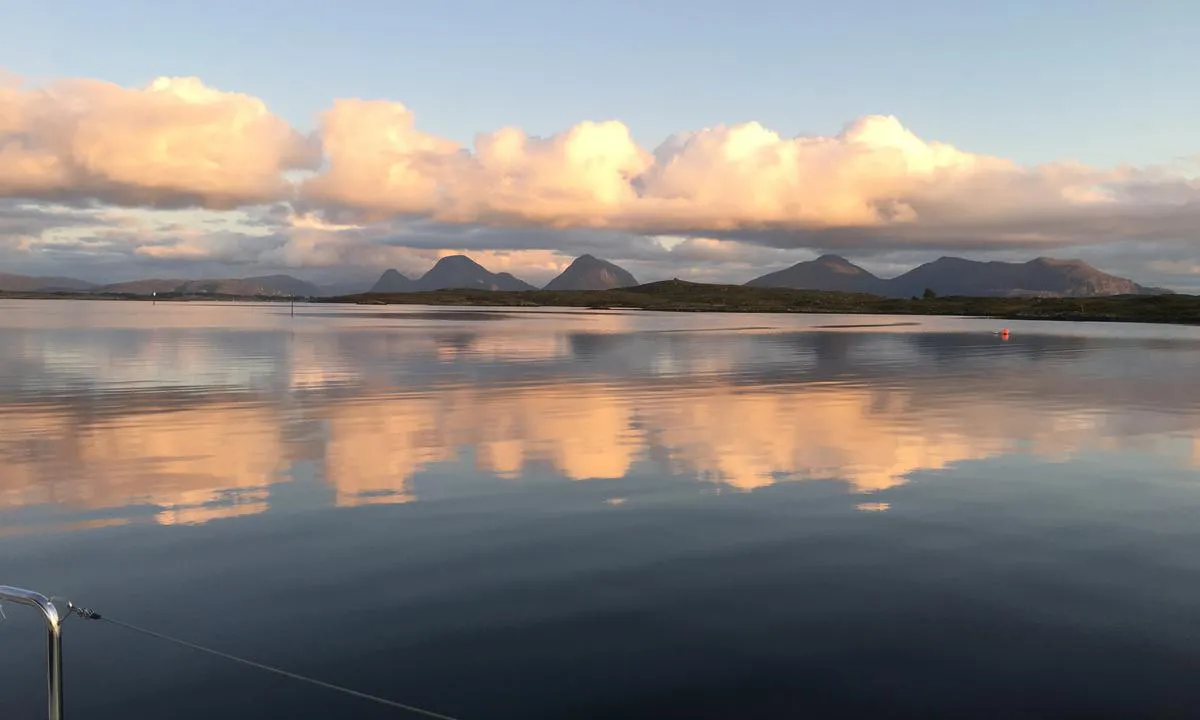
[303,107,1199,251]
[0,74,318,209]
[444,120,653,225]
[301,107,1008,232]
[0,200,100,240]
[300,99,460,217]
[631,116,1002,229]
[3,69,1200,286]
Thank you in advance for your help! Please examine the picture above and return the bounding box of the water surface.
[3,299,1200,718]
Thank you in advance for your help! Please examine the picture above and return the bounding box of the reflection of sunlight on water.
[5,300,1200,533]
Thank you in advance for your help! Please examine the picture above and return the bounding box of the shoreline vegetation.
[4,279,1200,325]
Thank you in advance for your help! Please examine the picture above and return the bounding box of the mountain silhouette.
[370,269,414,293]
[745,255,885,294]
[3,253,1165,300]
[887,257,1151,298]
[415,255,536,291]
[747,255,1157,298]
[543,254,638,291]
[0,273,96,293]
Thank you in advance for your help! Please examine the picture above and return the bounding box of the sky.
[2,0,1199,288]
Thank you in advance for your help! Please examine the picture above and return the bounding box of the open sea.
[4,299,1200,718]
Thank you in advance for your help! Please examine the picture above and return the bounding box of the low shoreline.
[5,280,1199,326]
[324,280,1200,326]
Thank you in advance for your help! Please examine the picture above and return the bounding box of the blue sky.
[2,0,1199,287]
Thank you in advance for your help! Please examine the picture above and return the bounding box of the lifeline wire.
[66,603,459,720]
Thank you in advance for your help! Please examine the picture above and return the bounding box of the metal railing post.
[0,586,63,720]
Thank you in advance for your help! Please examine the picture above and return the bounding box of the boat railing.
[1,584,458,720]
[0,586,63,720]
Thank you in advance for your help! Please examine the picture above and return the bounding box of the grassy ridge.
[330,279,1200,325]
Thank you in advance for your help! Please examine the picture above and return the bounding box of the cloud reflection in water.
[2,300,1199,532]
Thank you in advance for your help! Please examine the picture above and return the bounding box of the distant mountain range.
[369,253,638,293]
[103,275,326,297]
[746,254,1166,298]
[0,252,1169,299]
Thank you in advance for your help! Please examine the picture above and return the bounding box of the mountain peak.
[543,255,639,291]
[416,255,535,291]
[745,255,882,292]
[431,254,484,269]
[813,255,870,275]
[370,268,414,293]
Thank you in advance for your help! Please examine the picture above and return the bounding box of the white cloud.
[300,99,459,216]
[0,74,317,209]
[2,69,1200,286]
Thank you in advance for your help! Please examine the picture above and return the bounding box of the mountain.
[101,275,322,297]
[4,253,1161,301]
[0,273,96,292]
[543,254,639,291]
[886,257,1153,298]
[744,254,886,294]
[414,255,536,291]
[369,269,415,293]
[747,255,1158,298]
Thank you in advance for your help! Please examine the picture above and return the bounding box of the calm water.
[4,300,1200,718]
